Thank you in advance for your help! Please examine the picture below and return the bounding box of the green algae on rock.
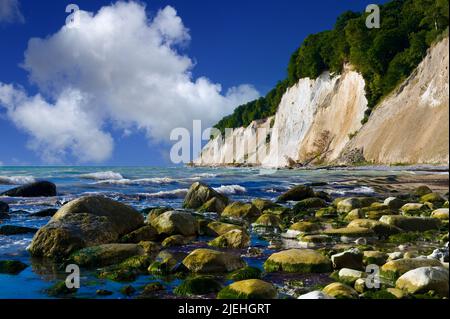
[0,260,28,274]
[174,275,222,296]
[208,229,250,248]
[227,267,262,281]
[221,202,261,220]
[182,249,246,273]
[264,249,331,273]
[217,279,277,299]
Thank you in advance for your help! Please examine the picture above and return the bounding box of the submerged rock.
[0,260,28,274]
[276,185,315,202]
[217,279,277,299]
[1,181,56,197]
[150,211,198,237]
[0,225,38,235]
[396,266,449,297]
[183,182,228,210]
[182,249,246,273]
[264,249,331,273]
[70,243,145,267]
[28,196,144,259]
[30,208,58,218]
[0,201,9,213]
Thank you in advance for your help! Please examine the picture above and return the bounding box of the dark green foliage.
[213,0,449,134]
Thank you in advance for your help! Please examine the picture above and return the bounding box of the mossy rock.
[174,275,222,296]
[206,221,244,237]
[400,203,428,215]
[338,268,365,285]
[337,197,377,214]
[137,241,161,257]
[384,197,407,210]
[363,251,388,266]
[98,267,138,282]
[420,193,444,204]
[142,282,165,295]
[293,198,327,212]
[228,267,262,281]
[299,234,332,243]
[162,235,190,248]
[70,243,145,268]
[277,185,315,202]
[183,182,229,210]
[150,211,198,236]
[344,209,365,222]
[251,199,281,212]
[365,209,397,220]
[221,202,261,220]
[361,289,397,299]
[144,207,172,223]
[0,260,28,274]
[182,249,246,273]
[323,227,375,238]
[395,266,449,297]
[381,258,443,279]
[120,225,159,243]
[413,185,433,197]
[208,229,250,248]
[347,219,402,237]
[198,197,228,214]
[253,214,281,228]
[46,281,78,297]
[431,208,449,220]
[362,203,390,212]
[264,249,331,273]
[217,279,277,299]
[379,215,441,232]
[322,282,358,299]
[120,285,136,296]
[289,221,321,233]
[315,207,337,218]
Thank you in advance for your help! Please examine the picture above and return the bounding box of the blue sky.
[0,0,388,166]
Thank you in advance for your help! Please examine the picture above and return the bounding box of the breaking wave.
[214,184,247,195]
[79,171,124,180]
[0,175,36,185]
[139,188,188,199]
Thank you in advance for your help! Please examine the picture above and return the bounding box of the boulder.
[28,196,144,259]
[174,275,222,296]
[144,207,172,223]
[322,282,358,299]
[221,202,260,219]
[252,214,281,228]
[205,221,243,237]
[337,197,376,214]
[413,185,433,197]
[331,248,363,270]
[396,266,449,297]
[297,290,335,299]
[30,208,58,217]
[289,221,321,233]
[293,198,327,211]
[0,225,38,235]
[323,227,375,238]
[251,199,280,212]
[299,234,332,244]
[0,201,9,213]
[420,193,445,205]
[1,181,56,197]
[208,229,250,248]
[276,185,315,202]
[431,208,449,220]
[381,257,443,277]
[264,249,331,273]
[338,268,365,285]
[400,203,427,215]
[0,260,28,274]
[347,219,402,237]
[162,235,191,247]
[384,197,407,210]
[70,243,145,267]
[150,211,198,236]
[198,197,228,214]
[183,182,228,210]
[363,251,388,266]
[344,209,365,222]
[217,279,277,299]
[120,225,159,243]
[182,249,246,273]
[379,215,441,232]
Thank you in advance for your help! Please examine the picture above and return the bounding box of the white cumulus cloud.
[0,0,24,24]
[0,1,259,163]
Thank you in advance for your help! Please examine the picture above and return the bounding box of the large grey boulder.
[1,181,56,197]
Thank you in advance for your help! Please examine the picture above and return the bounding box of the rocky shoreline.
[0,179,449,299]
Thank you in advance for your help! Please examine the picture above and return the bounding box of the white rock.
[396,266,449,297]
[298,290,335,299]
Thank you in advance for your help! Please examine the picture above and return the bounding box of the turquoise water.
[0,165,446,298]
